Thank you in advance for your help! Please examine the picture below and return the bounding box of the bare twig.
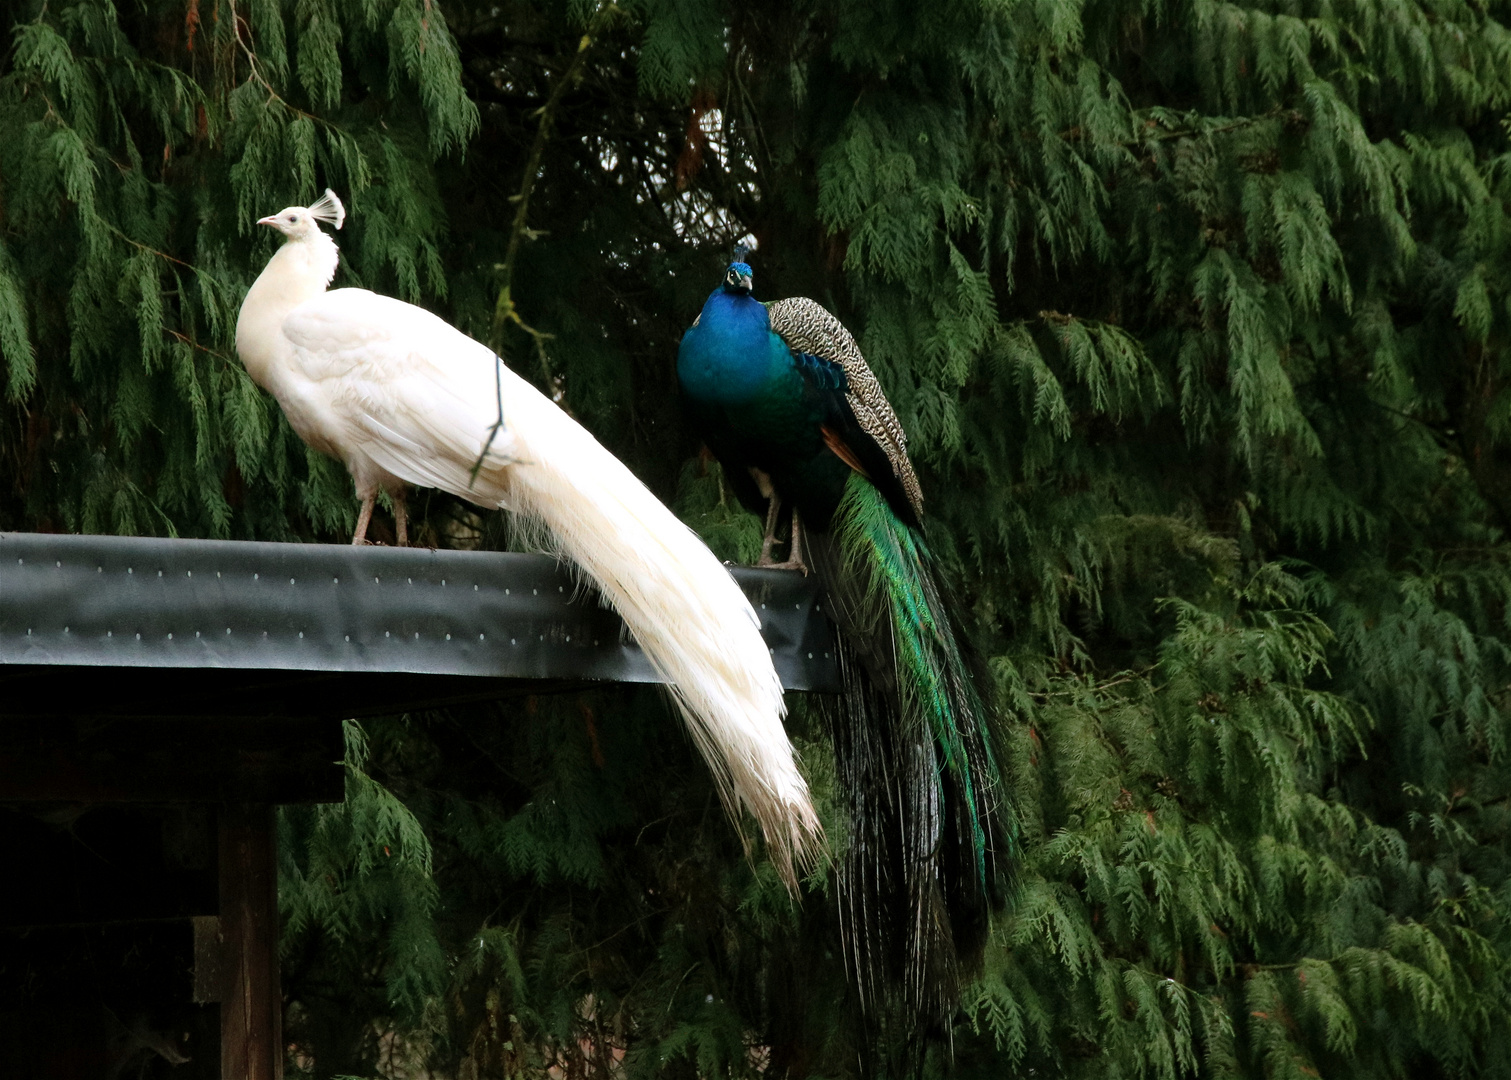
[469,2,620,483]
[492,4,621,355]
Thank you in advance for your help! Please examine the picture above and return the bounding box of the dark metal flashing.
[0,532,841,696]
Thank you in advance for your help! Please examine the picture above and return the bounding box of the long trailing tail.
[488,365,824,887]
[806,473,1011,1030]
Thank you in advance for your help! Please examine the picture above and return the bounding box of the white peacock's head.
[256,189,345,240]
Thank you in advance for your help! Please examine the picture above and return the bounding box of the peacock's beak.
[256,215,279,227]
[738,274,752,292]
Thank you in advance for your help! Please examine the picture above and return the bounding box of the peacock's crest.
[308,188,346,230]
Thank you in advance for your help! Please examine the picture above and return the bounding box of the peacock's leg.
[352,494,376,545]
[394,490,409,547]
[757,494,782,565]
[764,509,808,574]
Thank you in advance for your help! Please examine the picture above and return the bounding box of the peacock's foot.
[754,495,804,572]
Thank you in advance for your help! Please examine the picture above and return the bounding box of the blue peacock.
[678,249,1012,1032]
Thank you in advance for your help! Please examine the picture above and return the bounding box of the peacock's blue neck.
[678,290,788,405]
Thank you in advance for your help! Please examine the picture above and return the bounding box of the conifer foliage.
[4,0,1511,1077]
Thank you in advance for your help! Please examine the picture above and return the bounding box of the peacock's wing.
[280,288,517,505]
[766,297,923,521]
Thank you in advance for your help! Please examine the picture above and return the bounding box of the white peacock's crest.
[308,189,345,230]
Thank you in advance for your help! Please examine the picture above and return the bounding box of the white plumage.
[235,191,822,885]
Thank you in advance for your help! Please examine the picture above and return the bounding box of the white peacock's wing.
[281,289,517,504]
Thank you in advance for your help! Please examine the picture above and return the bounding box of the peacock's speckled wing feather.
[766,297,924,520]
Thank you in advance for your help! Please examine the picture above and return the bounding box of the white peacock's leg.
[394,490,409,547]
[352,494,376,545]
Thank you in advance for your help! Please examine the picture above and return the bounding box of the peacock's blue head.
[723,261,754,295]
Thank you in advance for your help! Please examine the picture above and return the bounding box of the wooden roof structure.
[0,533,836,1079]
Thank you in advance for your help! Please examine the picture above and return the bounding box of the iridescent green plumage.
[832,475,996,876]
[806,476,1007,1029]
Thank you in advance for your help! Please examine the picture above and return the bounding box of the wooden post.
[219,802,283,1080]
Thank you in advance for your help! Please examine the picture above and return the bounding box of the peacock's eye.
[287,213,297,222]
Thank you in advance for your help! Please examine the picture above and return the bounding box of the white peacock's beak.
[256,215,279,227]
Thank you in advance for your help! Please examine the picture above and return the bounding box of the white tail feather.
[491,373,824,885]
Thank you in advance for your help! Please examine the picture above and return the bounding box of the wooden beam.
[219,802,282,1080]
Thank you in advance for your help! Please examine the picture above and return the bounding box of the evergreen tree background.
[2,0,1511,1075]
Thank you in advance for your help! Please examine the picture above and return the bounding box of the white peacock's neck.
[270,229,341,296]
[235,230,341,389]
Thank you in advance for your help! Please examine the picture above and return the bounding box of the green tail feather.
[833,476,999,881]
[808,473,1012,1041]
